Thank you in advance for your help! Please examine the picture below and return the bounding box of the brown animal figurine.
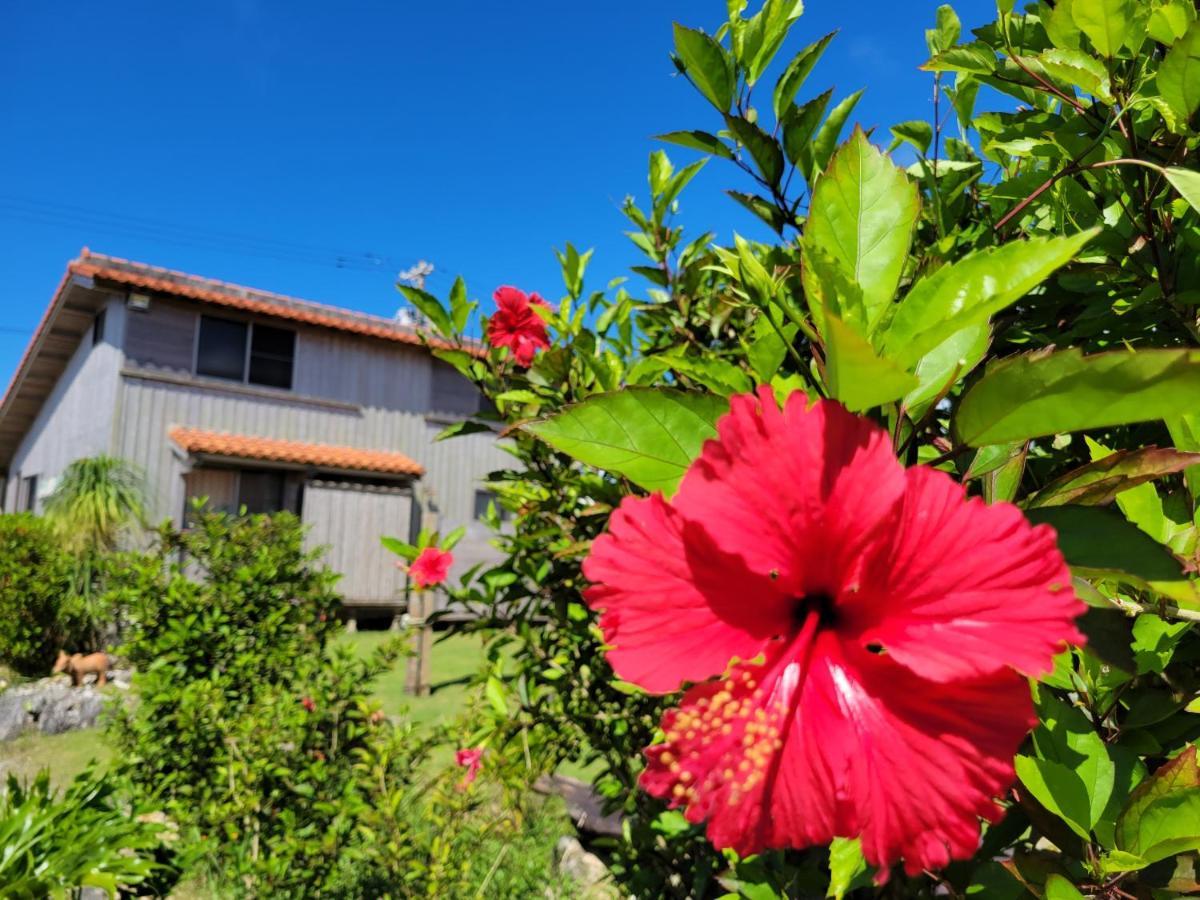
[52,650,110,687]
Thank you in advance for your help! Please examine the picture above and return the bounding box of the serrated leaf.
[1165,166,1200,212]
[783,89,832,166]
[1035,48,1113,101]
[773,31,836,120]
[827,837,872,899]
[885,231,1095,366]
[725,114,785,187]
[922,43,998,74]
[809,90,865,178]
[1149,0,1197,45]
[823,313,919,412]
[674,24,735,111]
[1072,0,1135,56]
[889,120,933,155]
[656,130,734,159]
[805,128,918,328]
[524,388,728,495]
[398,284,453,336]
[1116,746,1200,864]
[1027,447,1200,507]
[902,323,990,420]
[1044,875,1086,900]
[954,347,1200,446]
[1160,22,1200,124]
[727,190,788,234]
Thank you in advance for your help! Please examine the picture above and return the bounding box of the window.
[195,315,295,389]
[248,324,295,389]
[237,470,286,515]
[91,308,106,346]
[21,475,37,513]
[196,316,248,381]
[474,489,511,523]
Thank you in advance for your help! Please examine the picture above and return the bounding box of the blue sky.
[0,0,995,383]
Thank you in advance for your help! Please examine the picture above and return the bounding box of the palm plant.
[43,456,147,650]
[43,455,146,554]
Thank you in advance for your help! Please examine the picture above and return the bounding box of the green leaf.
[800,239,869,335]
[889,120,933,155]
[1098,850,1147,874]
[1015,754,1094,839]
[773,31,836,120]
[823,313,919,412]
[1024,505,1194,594]
[1149,0,1197,45]
[925,4,961,55]
[667,354,755,396]
[725,114,785,187]
[1116,745,1200,864]
[1035,48,1114,101]
[380,535,417,562]
[902,323,990,421]
[1131,613,1192,675]
[1159,22,1200,124]
[1165,412,1200,498]
[485,675,508,715]
[809,90,865,178]
[826,837,872,900]
[1027,447,1200,507]
[1071,0,1135,56]
[1044,875,1086,900]
[740,0,806,84]
[398,284,453,337]
[656,130,734,160]
[922,43,998,75]
[954,347,1200,447]
[727,191,788,234]
[524,388,728,495]
[1046,0,1083,49]
[884,231,1096,367]
[448,276,474,334]
[782,89,832,167]
[673,24,735,111]
[434,419,494,441]
[1165,166,1200,212]
[1031,689,1116,833]
[805,128,919,329]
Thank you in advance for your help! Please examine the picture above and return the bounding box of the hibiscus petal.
[583,493,788,693]
[641,634,1035,876]
[844,465,1084,682]
[672,391,906,595]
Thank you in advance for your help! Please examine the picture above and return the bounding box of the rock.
[0,680,108,741]
[535,774,623,837]
[554,836,618,898]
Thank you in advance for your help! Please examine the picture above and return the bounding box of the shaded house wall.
[4,297,125,511]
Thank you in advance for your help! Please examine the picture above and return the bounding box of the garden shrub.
[0,513,75,675]
[408,1,1200,896]
[0,766,181,898]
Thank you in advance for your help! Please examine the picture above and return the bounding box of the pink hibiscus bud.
[582,387,1085,879]
[455,747,484,789]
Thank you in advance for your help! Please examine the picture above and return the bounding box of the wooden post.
[405,496,436,696]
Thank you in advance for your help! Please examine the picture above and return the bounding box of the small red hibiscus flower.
[455,747,484,788]
[487,286,550,367]
[583,388,1085,878]
[407,546,453,589]
[300,696,316,713]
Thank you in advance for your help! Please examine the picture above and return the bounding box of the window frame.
[193,314,296,391]
[91,308,106,346]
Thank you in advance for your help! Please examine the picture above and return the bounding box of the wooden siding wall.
[5,297,125,510]
[302,480,410,605]
[115,296,509,599]
[183,468,238,514]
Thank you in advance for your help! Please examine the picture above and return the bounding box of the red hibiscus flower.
[487,286,550,367]
[300,696,316,713]
[408,546,453,589]
[455,747,484,788]
[583,388,1084,877]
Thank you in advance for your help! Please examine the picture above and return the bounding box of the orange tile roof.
[70,249,481,354]
[170,427,424,477]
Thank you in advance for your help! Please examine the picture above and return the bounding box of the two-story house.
[0,249,507,627]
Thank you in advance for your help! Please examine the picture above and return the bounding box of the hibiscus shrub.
[413,1,1200,897]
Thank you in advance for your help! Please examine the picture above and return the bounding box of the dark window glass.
[474,489,510,522]
[22,475,37,512]
[248,324,295,389]
[92,309,106,346]
[238,470,286,515]
[196,316,248,381]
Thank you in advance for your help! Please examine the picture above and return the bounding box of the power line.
[0,194,406,275]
